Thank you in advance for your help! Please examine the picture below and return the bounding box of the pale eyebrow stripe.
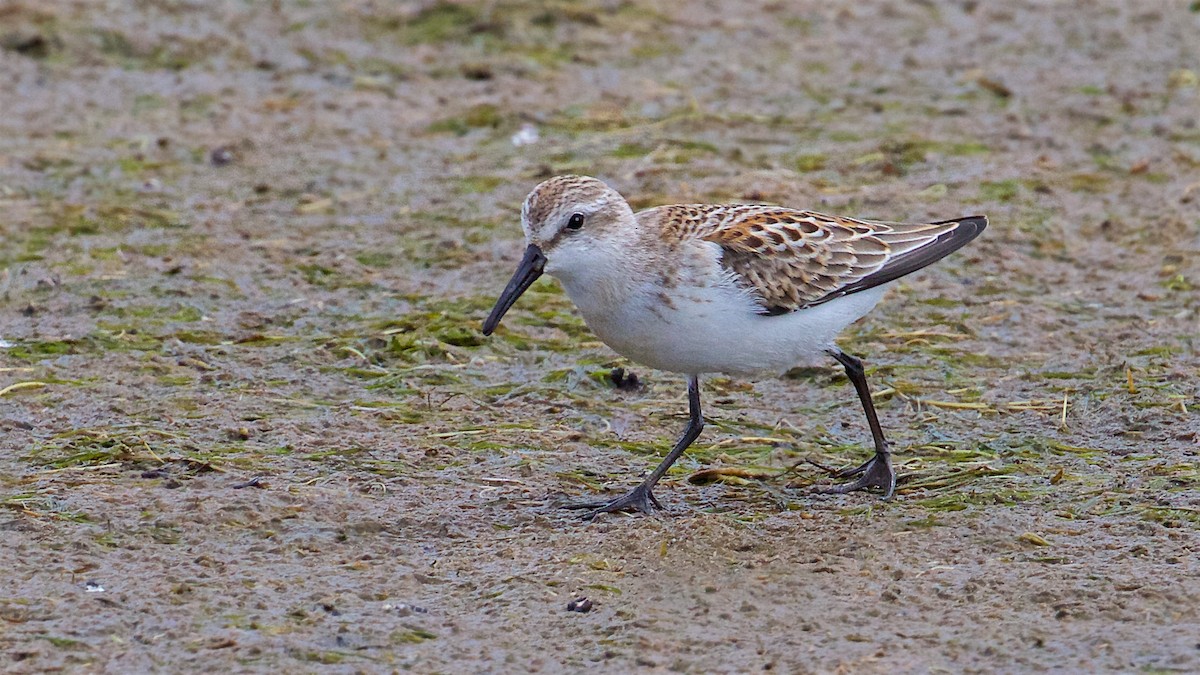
[571,197,609,215]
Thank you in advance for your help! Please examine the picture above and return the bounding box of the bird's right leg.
[817,349,896,499]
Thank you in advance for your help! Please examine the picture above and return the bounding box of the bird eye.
[566,213,585,230]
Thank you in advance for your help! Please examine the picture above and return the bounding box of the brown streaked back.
[653,205,987,314]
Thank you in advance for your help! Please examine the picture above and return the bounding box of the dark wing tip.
[889,213,989,272]
[802,214,988,308]
[935,214,988,242]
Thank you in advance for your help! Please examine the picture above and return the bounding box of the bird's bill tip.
[482,244,546,335]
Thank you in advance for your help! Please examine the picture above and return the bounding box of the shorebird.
[482,175,986,518]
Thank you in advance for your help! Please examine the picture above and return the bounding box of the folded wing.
[669,206,987,314]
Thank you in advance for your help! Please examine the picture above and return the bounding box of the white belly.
[565,280,888,376]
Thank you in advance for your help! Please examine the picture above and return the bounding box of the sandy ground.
[1,0,1198,672]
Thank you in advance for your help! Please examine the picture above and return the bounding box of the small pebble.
[383,603,428,617]
[511,123,539,147]
[609,367,642,391]
[210,146,235,166]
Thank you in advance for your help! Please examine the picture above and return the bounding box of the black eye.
[566,213,585,230]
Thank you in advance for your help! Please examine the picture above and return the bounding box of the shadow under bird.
[483,175,986,519]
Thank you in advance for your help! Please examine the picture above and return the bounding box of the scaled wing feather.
[658,206,985,313]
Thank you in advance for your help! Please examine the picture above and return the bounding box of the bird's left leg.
[817,349,896,499]
[564,375,703,519]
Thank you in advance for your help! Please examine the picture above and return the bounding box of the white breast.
[561,274,888,376]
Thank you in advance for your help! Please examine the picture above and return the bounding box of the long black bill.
[482,244,546,335]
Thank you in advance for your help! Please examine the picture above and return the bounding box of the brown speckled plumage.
[643,204,983,313]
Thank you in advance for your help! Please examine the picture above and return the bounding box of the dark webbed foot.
[817,452,895,499]
[563,483,662,520]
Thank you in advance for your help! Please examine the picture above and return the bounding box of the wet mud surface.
[1,1,1198,672]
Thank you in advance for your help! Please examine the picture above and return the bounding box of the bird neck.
[552,243,654,319]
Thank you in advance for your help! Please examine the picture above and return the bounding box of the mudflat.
[1,1,1197,672]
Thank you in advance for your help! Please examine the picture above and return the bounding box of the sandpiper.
[483,175,986,518]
